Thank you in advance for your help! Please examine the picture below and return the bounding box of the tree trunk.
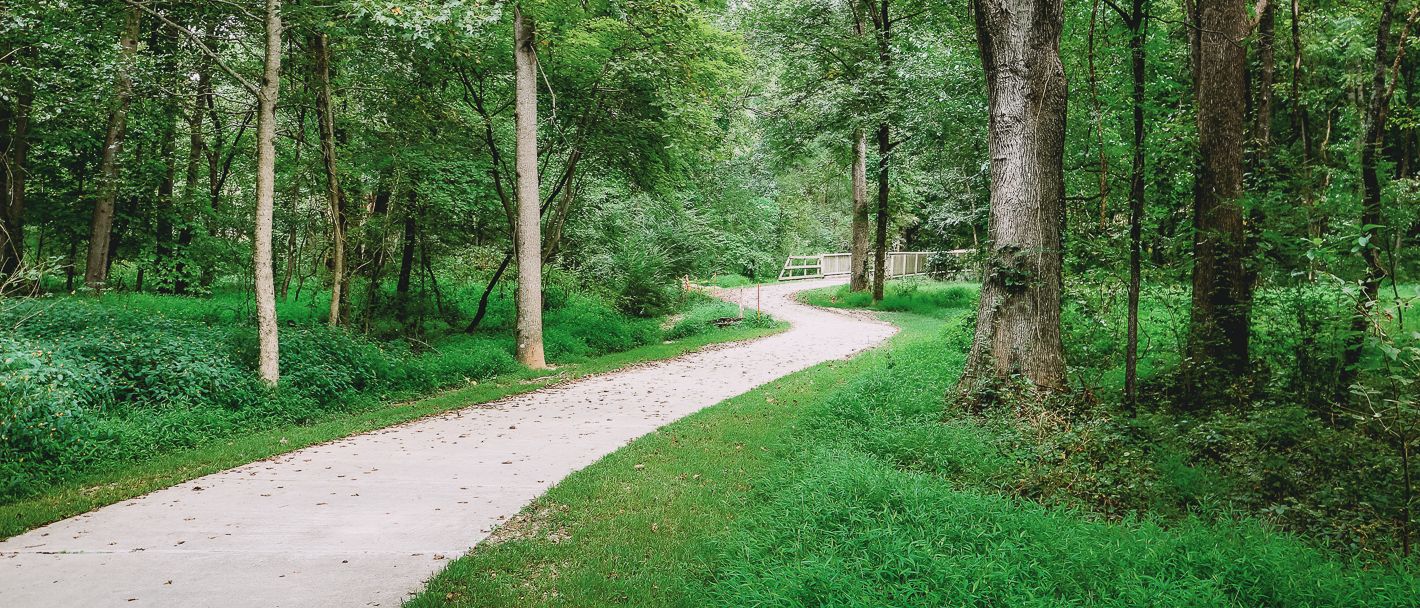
[850,129,871,292]
[1184,0,1252,405]
[1254,0,1276,149]
[1123,0,1147,404]
[961,0,1069,393]
[253,0,284,386]
[513,6,547,369]
[311,31,346,327]
[1,49,32,278]
[1343,0,1414,389]
[154,101,179,290]
[397,191,417,297]
[1088,0,1110,227]
[873,123,890,300]
[85,5,141,289]
[175,38,210,295]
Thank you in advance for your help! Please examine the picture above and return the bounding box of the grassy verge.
[409,283,1417,607]
[0,318,784,540]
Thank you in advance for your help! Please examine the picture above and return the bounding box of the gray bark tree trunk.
[849,130,870,292]
[311,31,346,327]
[961,0,1069,393]
[254,0,284,385]
[1184,0,1252,405]
[513,6,547,369]
[85,5,141,289]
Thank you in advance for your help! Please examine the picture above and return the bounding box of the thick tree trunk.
[849,129,871,292]
[961,0,1069,393]
[311,31,346,327]
[1184,0,1252,405]
[1122,0,1147,404]
[86,5,141,289]
[513,6,547,369]
[1,52,32,278]
[253,0,284,386]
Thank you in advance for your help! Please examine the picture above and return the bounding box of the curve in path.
[0,278,894,607]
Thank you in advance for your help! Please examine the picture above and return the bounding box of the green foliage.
[710,450,1417,607]
[664,293,778,342]
[411,293,1417,607]
[0,281,763,503]
[801,279,977,316]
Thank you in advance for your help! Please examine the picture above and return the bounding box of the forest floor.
[0,278,894,607]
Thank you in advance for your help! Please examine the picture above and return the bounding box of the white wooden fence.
[778,251,939,281]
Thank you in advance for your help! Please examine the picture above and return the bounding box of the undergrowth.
[0,283,767,505]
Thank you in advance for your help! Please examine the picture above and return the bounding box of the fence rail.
[778,251,956,282]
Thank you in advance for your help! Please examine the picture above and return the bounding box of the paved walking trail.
[0,278,894,607]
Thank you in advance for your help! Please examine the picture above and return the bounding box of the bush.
[0,337,103,498]
[607,242,683,318]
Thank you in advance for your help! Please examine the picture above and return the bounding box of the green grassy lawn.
[409,281,1418,607]
[0,310,784,540]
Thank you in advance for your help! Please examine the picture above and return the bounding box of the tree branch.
[127,0,259,95]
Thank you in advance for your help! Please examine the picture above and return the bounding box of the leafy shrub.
[606,242,683,318]
[0,337,104,498]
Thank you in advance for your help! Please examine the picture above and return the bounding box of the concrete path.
[0,278,895,607]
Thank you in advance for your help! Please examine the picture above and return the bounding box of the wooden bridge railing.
[778,251,955,281]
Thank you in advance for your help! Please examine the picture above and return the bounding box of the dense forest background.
[3,0,1420,564]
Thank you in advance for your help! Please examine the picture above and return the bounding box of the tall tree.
[310,30,346,327]
[1184,0,1252,404]
[0,46,33,278]
[252,0,284,384]
[1104,0,1150,404]
[85,5,142,289]
[850,129,871,291]
[1344,0,1418,388]
[960,0,1069,393]
[862,0,893,301]
[513,5,547,369]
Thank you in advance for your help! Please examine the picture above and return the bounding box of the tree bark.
[513,6,547,369]
[1343,0,1416,389]
[1254,0,1276,149]
[253,0,284,385]
[1,48,32,278]
[174,34,209,295]
[961,0,1069,393]
[311,31,346,327]
[850,129,871,291]
[1184,0,1252,405]
[874,123,890,300]
[85,5,141,289]
[1088,0,1110,227]
[1119,0,1148,405]
[869,0,892,302]
[397,190,417,297]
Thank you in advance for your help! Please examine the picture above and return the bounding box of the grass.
[700,273,776,288]
[408,279,1419,607]
[0,293,785,539]
[800,277,978,316]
